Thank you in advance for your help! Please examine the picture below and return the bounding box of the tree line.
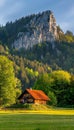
[0,55,74,107]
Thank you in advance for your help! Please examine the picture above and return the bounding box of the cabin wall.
[19,92,34,103]
[34,100,46,104]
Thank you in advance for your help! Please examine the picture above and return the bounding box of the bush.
[48,91,57,106]
[7,103,30,109]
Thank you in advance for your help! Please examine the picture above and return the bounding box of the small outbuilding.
[18,89,50,104]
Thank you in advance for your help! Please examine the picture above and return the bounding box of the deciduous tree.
[0,56,17,106]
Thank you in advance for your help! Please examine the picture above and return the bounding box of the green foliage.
[50,70,71,87]
[0,15,74,107]
[33,70,74,107]
[68,75,74,107]
[33,73,53,94]
[57,27,74,43]
[0,15,74,74]
[0,45,73,107]
[9,103,30,109]
[0,15,35,47]
[0,44,5,54]
[33,73,57,106]
[66,30,73,36]
[65,30,74,43]
[0,44,9,55]
[15,41,74,74]
[49,70,73,106]
[0,56,19,106]
[48,91,57,106]
[11,56,52,90]
[15,78,21,98]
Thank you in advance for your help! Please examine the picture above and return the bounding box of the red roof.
[26,89,50,101]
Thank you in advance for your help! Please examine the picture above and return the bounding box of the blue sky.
[0,0,74,33]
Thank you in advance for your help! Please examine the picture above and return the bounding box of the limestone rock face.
[12,10,58,50]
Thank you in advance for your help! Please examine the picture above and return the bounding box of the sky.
[0,0,74,33]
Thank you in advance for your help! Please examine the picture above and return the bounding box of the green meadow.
[0,113,74,130]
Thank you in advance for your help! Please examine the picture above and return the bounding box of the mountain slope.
[0,10,74,73]
[0,10,57,48]
[13,41,74,73]
[12,10,57,50]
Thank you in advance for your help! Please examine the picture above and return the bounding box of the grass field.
[0,113,74,130]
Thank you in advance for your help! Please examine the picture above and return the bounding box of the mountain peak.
[12,10,58,50]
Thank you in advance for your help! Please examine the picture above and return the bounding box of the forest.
[0,49,74,107]
[0,15,74,108]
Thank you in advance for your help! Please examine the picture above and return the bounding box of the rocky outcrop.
[12,10,58,50]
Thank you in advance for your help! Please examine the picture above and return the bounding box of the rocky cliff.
[12,10,58,50]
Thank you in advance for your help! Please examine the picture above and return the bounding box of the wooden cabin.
[18,89,50,104]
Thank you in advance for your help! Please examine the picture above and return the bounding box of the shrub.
[48,91,57,106]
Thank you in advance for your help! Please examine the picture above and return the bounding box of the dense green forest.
[15,41,74,73]
[0,45,74,107]
[0,14,74,107]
